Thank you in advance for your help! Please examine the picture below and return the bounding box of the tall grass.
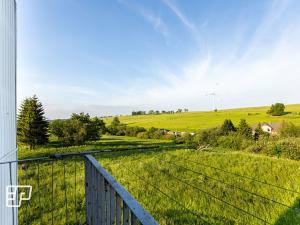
[17,136,300,224]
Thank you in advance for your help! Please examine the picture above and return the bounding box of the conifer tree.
[220,119,236,135]
[17,95,49,149]
[237,119,252,138]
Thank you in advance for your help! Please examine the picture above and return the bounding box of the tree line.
[132,108,188,116]
[17,96,106,149]
[17,96,299,161]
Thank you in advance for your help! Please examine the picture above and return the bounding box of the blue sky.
[18,0,300,118]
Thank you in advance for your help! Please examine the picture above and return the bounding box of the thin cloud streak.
[161,0,196,31]
[18,0,300,118]
[242,0,291,59]
[119,0,169,37]
[110,6,300,111]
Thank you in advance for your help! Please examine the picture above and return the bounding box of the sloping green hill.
[105,104,300,131]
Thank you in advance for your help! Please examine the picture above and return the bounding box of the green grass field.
[105,104,300,131]
[18,136,300,225]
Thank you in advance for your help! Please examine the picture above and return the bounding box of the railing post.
[85,159,92,225]
[85,155,159,225]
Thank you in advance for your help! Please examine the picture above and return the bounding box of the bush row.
[178,120,300,160]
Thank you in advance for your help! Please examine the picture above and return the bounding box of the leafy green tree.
[177,109,182,113]
[49,119,65,138]
[237,119,252,138]
[71,112,90,123]
[17,95,49,149]
[267,103,285,116]
[90,117,107,136]
[71,113,105,140]
[62,119,87,145]
[220,119,236,135]
[111,116,121,127]
[108,117,123,135]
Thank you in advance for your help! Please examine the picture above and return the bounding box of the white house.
[0,0,17,224]
[252,123,282,135]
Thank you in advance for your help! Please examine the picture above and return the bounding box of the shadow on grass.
[273,198,300,225]
[39,136,169,149]
[19,135,188,160]
[158,209,234,225]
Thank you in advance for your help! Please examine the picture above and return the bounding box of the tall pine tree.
[17,95,49,149]
[220,119,236,135]
[237,119,252,138]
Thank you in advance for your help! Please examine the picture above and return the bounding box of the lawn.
[104,104,300,132]
[17,136,300,225]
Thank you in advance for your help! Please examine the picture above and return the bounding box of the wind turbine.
[206,92,217,111]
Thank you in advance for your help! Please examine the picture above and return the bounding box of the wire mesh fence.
[1,149,300,225]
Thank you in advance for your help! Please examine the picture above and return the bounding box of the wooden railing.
[85,155,159,225]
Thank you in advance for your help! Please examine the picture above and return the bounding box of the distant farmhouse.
[252,122,282,135]
[160,129,195,137]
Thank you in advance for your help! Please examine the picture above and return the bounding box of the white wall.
[261,125,272,134]
[0,0,17,224]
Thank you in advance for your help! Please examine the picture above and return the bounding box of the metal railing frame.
[85,155,158,225]
[0,151,159,225]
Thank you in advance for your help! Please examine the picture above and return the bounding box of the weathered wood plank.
[106,182,111,225]
[123,203,129,225]
[116,194,122,225]
[92,166,98,225]
[85,155,158,225]
[110,188,116,224]
[96,172,101,225]
[131,211,138,225]
[100,174,105,225]
[85,160,92,225]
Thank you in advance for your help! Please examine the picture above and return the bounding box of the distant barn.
[252,122,282,135]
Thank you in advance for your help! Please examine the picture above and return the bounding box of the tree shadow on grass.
[19,135,188,160]
[42,135,172,149]
[273,198,300,225]
[158,209,234,225]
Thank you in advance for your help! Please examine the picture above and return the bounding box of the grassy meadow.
[104,104,300,131]
[18,136,300,225]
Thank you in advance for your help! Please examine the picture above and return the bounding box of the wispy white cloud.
[18,0,300,118]
[119,0,168,37]
[243,0,291,59]
[108,1,300,111]
[161,0,196,32]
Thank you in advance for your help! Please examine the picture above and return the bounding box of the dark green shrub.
[71,113,105,140]
[125,126,146,137]
[196,127,222,146]
[237,119,252,138]
[267,103,286,116]
[279,121,300,138]
[220,119,236,135]
[265,138,300,160]
[175,133,194,147]
[147,127,162,139]
[107,117,122,135]
[163,133,175,140]
[61,119,88,145]
[217,134,245,150]
[50,119,65,138]
[246,143,264,153]
[136,132,149,139]
[246,136,269,153]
